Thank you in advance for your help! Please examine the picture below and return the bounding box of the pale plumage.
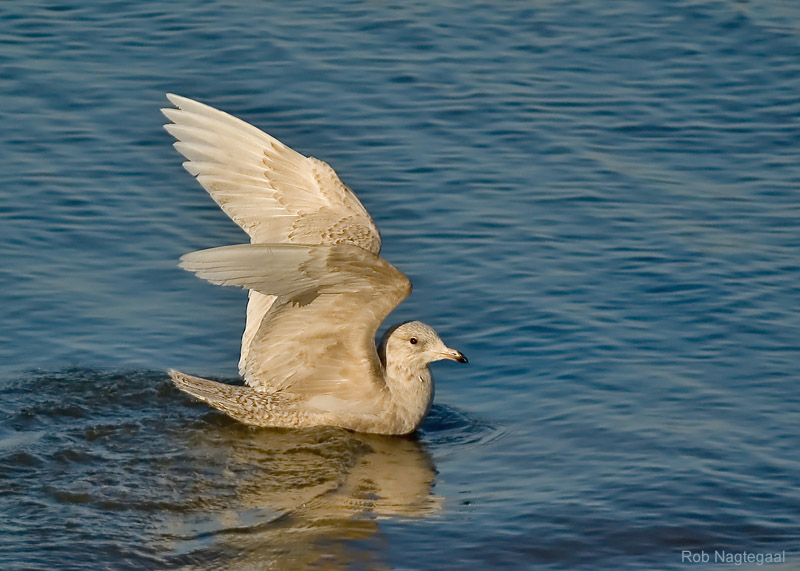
[164,95,466,435]
[163,94,381,374]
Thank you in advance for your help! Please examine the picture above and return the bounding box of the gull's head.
[380,321,468,368]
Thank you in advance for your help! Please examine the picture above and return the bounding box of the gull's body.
[163,94,466,435]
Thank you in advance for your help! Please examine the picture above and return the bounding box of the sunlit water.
[1,1,800,569]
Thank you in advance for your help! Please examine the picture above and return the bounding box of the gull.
[163,94,467,435]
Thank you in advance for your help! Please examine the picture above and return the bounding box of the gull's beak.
[440,347,468,364]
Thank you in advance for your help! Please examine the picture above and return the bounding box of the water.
[1,0,799,568]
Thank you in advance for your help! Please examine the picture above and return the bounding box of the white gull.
[163,94,467,435]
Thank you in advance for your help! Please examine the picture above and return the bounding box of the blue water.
[2,0,800,568]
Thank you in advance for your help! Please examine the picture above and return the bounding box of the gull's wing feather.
[180,243,411,398]
[180,243,323,296]
[163,94,383,374]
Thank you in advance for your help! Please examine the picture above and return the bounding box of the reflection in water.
[160,419,441,569]
[1,370,480,570]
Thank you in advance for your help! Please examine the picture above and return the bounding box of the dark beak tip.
[457,353,469,364]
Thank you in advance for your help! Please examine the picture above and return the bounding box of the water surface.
[1,1,799,568]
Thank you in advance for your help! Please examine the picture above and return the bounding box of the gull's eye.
[409,337,418,345]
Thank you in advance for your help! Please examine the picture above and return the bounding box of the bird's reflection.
[161,417,441,569]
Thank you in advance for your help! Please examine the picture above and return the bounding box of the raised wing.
[180,243,411,401]
[162,94,382,252]
[163,94,383,373]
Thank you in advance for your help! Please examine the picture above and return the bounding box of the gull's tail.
[168,369,291,427]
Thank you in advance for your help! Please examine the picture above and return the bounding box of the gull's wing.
[162,94,383,373]
[162,94,381,252]
[179,243,411,402]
